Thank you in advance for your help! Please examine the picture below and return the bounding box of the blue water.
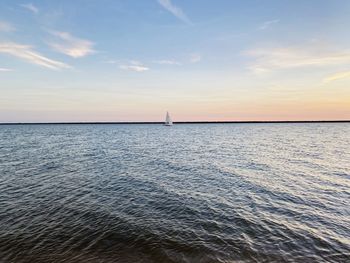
[0,123,349,262]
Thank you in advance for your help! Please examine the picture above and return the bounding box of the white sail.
[165,111,173,126]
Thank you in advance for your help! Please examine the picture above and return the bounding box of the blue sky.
[1,0,350,122]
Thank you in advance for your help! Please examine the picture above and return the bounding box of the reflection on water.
[0,123,349,262]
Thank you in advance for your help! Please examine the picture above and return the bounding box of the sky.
[0,0,350,122]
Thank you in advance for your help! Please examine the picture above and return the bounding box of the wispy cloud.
[0,21,15,32]
[0,42,70,70]
[157,0,192,24]
[48,31,95,58]
[324,71,350,83]
[0,67,13,72]
[119,65,149,72]
[189,53,201,63]
[245,47,350,74]
[20,3,39,14]
[259,19,279,30]
[153,59,181,65]
[119,60,149,72]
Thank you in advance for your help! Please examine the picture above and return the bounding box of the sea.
[0,123,349,263]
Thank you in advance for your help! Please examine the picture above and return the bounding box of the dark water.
[0,123,349,263]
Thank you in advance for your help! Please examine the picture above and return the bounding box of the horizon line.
[0,120,349,125]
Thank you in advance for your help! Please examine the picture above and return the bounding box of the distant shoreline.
[0,120,349,125]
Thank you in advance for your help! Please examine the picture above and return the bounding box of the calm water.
[0,123,349,263]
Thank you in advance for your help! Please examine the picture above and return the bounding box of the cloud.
[259,19,279,30]
[48,31,95,58]
[0,21,15,32]
[157,0,192,24]
[189,53,201,63]
[324,71,350,83]
[0,68,13,72]
[119,60,149,72]
[119,65,149,72]
[153,59,181,65]
[20,3,39,14]
[0,42,70,70]
[245,47,350,74]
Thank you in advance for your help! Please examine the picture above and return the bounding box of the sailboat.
[164,111,173,126]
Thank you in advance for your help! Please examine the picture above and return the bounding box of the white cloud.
[259,19,279,30]
[245,47,350,74]
[189,53,201,63]
[119,65,149,72]
[153,59,181,65]
[324,71,350,83]
[0,21,15,32]
[119,60,149,72]
[48,31,95,58]
[0,68,13,72]
[157,0,192,24]
[20,3,39,14]
[0,42,70,70]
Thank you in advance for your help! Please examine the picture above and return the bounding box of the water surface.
[0,123,349,262]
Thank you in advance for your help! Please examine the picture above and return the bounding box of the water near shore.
[0,123,349,262]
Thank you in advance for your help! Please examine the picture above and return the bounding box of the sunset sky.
[1,0,349,122]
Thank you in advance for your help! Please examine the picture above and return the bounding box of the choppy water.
[0,123,349,263]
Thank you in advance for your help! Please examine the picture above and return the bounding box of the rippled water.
[0,123,349,263]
